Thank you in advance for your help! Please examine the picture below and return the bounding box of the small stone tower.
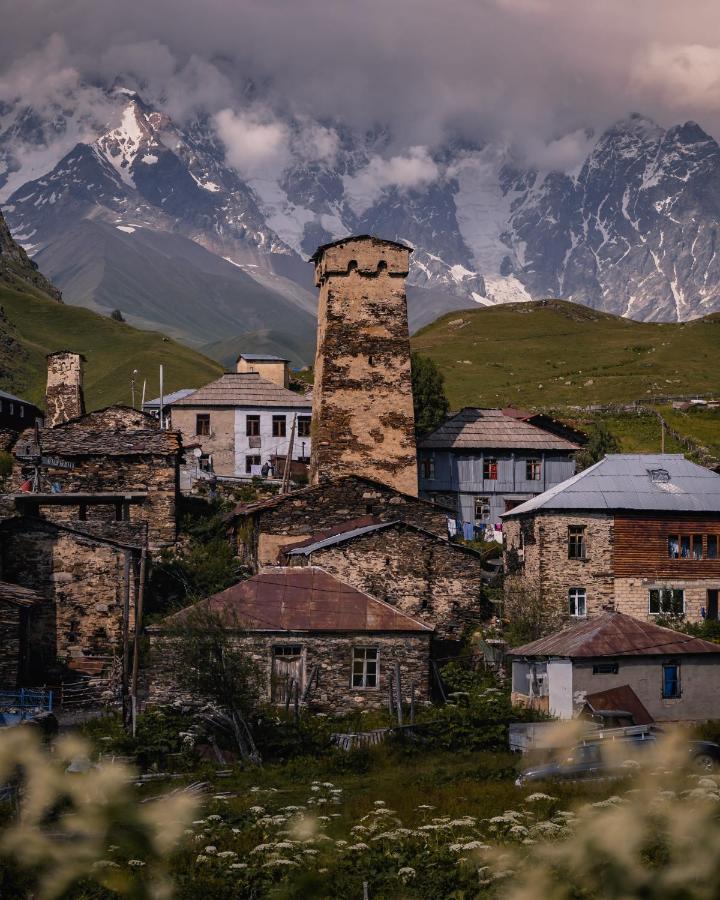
[309,235,418,496]
[45,351,86,427]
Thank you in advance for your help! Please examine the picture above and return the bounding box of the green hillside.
[0,279,222,410]
[411,300,720,408]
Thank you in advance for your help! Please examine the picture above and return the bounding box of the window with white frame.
[351,647,379,689]
[526,458,541,481]
[568,587,587,617]
[649,588,684,615]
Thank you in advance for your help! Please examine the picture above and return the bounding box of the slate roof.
[161,567,432,633]
[309,234,412,262]
[0,581,43,608]
[509,611,720,658]
[502,454,720,517]
[171,373,311,409]
[226,473,455,520]
[419,408,581,452]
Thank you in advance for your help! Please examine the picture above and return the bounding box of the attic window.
[347,260,358,272]
[649,468,670,483]
[377,260,387,272]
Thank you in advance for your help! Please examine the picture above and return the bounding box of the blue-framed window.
[662,663,681,699]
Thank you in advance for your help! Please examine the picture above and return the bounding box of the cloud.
[344,147,440,213]
[632,43,720,112]
[213,108,290,177]
[520,129,597,173]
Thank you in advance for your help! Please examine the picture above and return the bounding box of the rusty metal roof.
[0,581,43,607]
[162,567,432,633]
[584,685,654,725]
[419,408,581,452]
[509,611,720,658]
[171,373,311,409]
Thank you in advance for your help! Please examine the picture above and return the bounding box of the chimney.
[45,351,86,427]
[236,354,289,388]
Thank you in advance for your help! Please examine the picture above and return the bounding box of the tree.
[411,352,450,437]
[110,309,125,322]
[164,606,264,763]
[574,420,619,471]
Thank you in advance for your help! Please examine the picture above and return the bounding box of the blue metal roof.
[502,454,720,516]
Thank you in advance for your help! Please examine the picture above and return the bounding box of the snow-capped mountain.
[2,89,720,364]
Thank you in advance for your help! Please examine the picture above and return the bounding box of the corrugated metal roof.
[286,521,396,555]
[0,389,37,406]
[419,408,581,451]
[509,611,720,658]
[238,354,288,362]
[162,567,432,633]
[584,685,654,725]
[171,373,311,409]
[143,389,196,408]
[502,454,720,516]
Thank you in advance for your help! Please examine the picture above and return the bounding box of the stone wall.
[290,525,487,642]
[148,630,431,713]
[233,476,452,567]
[45,351,85,426]
[0,519,140,678]
[504,512,615,623]
[310,237,417,496]
[171,406,236,476]
[614,577,711,622]
[0,602,24,686]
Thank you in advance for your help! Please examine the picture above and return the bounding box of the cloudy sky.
[2,0,720,173]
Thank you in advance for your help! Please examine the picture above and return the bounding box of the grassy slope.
[0,280,222,410]
[411,299,720,409]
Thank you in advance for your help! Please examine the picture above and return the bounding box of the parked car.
[515,733,720,785]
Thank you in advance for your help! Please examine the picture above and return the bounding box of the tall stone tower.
[309,235,418,496]
[45,351,86,427]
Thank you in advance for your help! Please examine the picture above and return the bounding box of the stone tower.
[45,351,86,427]
[309,235,418,496]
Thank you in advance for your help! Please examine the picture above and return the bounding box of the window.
[668,535,679,559]
[593,663,619,675]
[568,525,586,560]
[483,458,498,480]
[680,536,691,558]
[19,405,24,418]
[195,414,210,436]
[662,663,681,699]
[709,536,719,560]
[272,415,286,438]
[298,416,311,437]
[693,535,703,560]
[420,453,435,480]
[245,454,261,474]
[526,458,541,481]
[568,587,587,617]
[9,402,14,415]
[198,454,213,473]
[352,647,379,689]
[649,588,684,615]
[246,415,260,436]
[474,496,490,522]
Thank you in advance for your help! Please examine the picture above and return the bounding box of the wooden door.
[272,646,304,702]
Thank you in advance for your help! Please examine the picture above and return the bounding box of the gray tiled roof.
[419,408,580,451]
[171,373,312,409]
[503,454,720,516]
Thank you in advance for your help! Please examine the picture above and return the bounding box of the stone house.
[418,408,581,533]
[0,581,43,686]
[509,611,720,723]
[502,454,720,625]
[280,519,492,646]
[309,236,417,496]
[170,355,311,480]
[225,474,454,569]
[0,517,144,679]
[148,567,432,711]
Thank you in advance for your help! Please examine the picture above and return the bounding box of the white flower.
[128,859,145,867]
[251,844,274,854]
[304,849,319,855]
[274,842,296,850]
[461,841,488,851]
[373,800,386,806]
[311,786,321,792]
[263,859,297,867]
[509,825,529,836]
[348,842,369,851]
[417,804,435,810]
[322,782,335,788]
[196,855,209,863]
[217,851,237,858]
[204,846,217,855]
[335,840,348,847]
[249,806,265,814]
[449,843,464,852]
[524,793,557,802]
[398,866,416,880]
[192,819,208,825]
[230,863,248,870]
[207,814,222,822]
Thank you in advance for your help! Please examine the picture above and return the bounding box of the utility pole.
[661,418,666,454]
[131,369,138,409]
[159,364,164,429]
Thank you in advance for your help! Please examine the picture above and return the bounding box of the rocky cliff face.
[0,207,61,300]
